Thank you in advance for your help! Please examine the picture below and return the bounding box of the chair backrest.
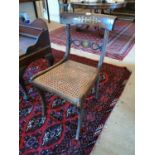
[61,13,117,69]
[48,0,116,69]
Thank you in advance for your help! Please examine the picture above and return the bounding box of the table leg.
[72,6,75,13]
[45,0,50,23]
[33,1,38,19]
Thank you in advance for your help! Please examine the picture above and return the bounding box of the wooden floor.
[47,20,135,155]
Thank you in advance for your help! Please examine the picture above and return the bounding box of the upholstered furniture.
[32,0,116,140]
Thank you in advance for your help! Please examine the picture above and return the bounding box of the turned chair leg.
[76,106,84,140]
[36,87,47,116]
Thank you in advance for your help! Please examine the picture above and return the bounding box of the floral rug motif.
[19,49,131,154]
[50,20,135,60]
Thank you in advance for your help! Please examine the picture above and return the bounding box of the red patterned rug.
[19,49,131,154]
[50,20,135,60]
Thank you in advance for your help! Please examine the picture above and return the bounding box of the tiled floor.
[47,20,135,155]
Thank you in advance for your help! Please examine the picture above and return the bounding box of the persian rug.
[19,49,131,154]
[50,20,135,60]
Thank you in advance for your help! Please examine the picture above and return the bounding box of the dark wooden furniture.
[71,1,126,14]
[19,19,54,95]
[111,0,135,21]
[19,0,51,23]
[32,12,116,140]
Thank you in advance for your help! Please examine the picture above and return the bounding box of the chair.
[32,0,116,140]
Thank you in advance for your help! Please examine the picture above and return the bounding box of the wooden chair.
[32,0,116,140]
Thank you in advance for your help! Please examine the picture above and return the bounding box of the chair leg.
[19,67,28,100]
[19,76,27,94]
[44,53,54,67]
[19,79,28,100]
[75,107,84,140]
[95,75,100,99]
[36,87,46,116]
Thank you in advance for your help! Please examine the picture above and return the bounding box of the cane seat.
[33,60,99,106]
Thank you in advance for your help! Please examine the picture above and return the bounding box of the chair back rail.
[63,13,116,70]
[61,13,116,31]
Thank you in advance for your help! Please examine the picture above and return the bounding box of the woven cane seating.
[33,60,99,106]
[32,0,116,141]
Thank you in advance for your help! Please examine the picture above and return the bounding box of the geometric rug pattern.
[50,20,135,60]
[19,49,131,154]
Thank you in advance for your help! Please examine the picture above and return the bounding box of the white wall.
[19,2,44,22]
